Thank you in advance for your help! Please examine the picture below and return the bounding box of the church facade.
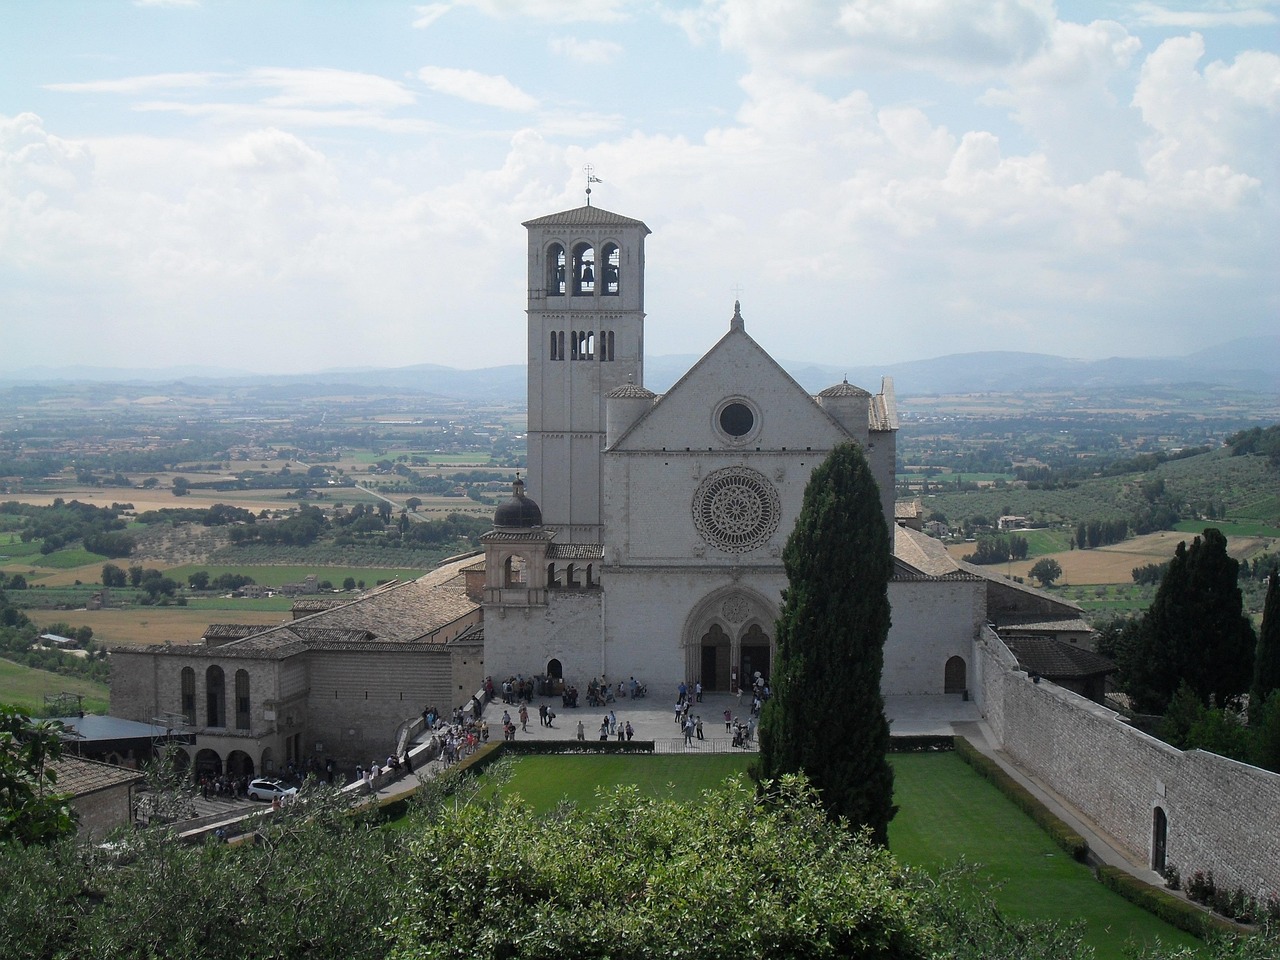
[482,203,990,696]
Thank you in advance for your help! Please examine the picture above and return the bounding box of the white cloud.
[44,73,220,95]
[417,66,539,111]
[1131,3,1278,28]
[548,37,623,65]
[133,0,199,7]
[699,0,1058,78]
[412,3,453,29]
[447,0,628,22]
[251,68,416,109]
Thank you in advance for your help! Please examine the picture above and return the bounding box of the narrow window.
[602,243,620,296]
[549,330,559,360]
[206,666,225,728]
[180,667,196,725]
[570,330,579,360]
[607,331,615,361]
[235,669,251,730]
[547,244,566,296]
[557,331,565,359]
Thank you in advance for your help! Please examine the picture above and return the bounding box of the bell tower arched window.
[602,243,620,296]
[547,244,566,296]
[572,243,595,296]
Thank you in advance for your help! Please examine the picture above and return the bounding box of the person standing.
[625,721,634,741]
[695,681,702,703]
[576,719,585,741]
[519,704,529,732]
[723,708,732,732]
[696,716,704,740]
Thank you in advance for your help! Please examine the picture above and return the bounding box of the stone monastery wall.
[976,628,1280,900]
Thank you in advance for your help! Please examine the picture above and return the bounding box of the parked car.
[246,778,298,802]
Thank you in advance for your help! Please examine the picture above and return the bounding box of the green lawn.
[0,658,110,715]
[1173,519,1280,538]
[480,752,1203,960]
[889,752,1203,959]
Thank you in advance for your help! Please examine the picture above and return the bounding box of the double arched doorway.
[684,589,777,692]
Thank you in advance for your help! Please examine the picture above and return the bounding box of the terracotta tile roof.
[547,543,605,560]
[202,624,268,641]
[49,756,143,797]
[1003,636,1117,680]
[894,525,963,577]
[996,615,1093,633]
[522,205,650,230]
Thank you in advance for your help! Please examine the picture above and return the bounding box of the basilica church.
[110,201,1090,782]
[478,203,1080,696]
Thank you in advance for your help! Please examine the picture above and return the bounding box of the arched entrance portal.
[684,589,778,693]
[1152,807,1168,873]
[546,658,563,680]
[226,750,255,780]
[944,656,967,695]
[194,748,222,780]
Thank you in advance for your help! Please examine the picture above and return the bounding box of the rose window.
[692,467,780,553]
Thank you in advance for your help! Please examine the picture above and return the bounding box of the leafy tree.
[187,571,210,590]
[342,576,356,591]
[171,476,190,496]
[758,442,896,843]
[1251,571,1280,723]
[1118,529,1255,713]
[0,705,76,845]
[101,563,127,588]
[1029,558,1063,587]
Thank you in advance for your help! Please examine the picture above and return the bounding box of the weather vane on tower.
[584,164,603,205]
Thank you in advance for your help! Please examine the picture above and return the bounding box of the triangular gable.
[611,323,853,452]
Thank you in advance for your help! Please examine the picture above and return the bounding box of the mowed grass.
[0,658,110,715]
[888,753,1203,959]
[482,752,1201,960]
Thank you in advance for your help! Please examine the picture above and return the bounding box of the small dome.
[606,382,656,399]
[493,477,543,528]
[818,378,871,398]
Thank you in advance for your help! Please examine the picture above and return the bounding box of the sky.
[1,1,1277,375]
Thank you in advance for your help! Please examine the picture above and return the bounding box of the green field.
[0,658,110,715]
[484,752,1203,960]
[1173,519,1280,538]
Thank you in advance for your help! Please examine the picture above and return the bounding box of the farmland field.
[56,607,286,647]
[0,657,110,715]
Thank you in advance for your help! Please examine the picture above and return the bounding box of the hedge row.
[888,735,955,753]
[1096,866,1243,939]
[954,737,1089,862]
[497,739,657,756]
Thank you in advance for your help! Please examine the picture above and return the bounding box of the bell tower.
[523,202,650,543]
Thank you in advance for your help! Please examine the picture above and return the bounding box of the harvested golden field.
[1,487,298,514]
[73,607,286,648]
[947,530,1273,585]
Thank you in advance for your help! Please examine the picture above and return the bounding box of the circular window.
[718,402,754,437]
[692,466,781,553]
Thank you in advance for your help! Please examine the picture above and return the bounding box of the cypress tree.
[1119,528,1255,713]
[757,442,896,843]
[1251,571,1280,724]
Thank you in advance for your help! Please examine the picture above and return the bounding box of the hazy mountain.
[3,336,1276,400]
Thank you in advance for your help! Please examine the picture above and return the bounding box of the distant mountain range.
[3,335,1277,401]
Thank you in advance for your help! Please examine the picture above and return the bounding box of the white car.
[246,778,298,802]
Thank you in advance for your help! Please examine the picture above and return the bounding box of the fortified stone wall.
[976,629,1280,899]
[884,578,985,696]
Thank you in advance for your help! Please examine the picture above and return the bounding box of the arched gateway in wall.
[682,588,778,692]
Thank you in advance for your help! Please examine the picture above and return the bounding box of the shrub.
[1097,865,1243,939]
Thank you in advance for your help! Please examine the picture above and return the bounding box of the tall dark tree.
[1251,571,1280,724]
[1118,528,1255,713]
[757,442,896,843]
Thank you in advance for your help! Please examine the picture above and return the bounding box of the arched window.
[602,243,620,296]
[572,243,595,295]
[206,666,225,727]
[557,331,564,359]
[547,244,566,296]
[235,669,251,730]
[605,331,615,361]
[180,667,196,725]
[549,330,560,360]
[503,554,527,587]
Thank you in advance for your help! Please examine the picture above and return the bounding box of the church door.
[944,656,967,695]
[1152,807,1168,873]
[700,624,731,691]
[739,623,771,687]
